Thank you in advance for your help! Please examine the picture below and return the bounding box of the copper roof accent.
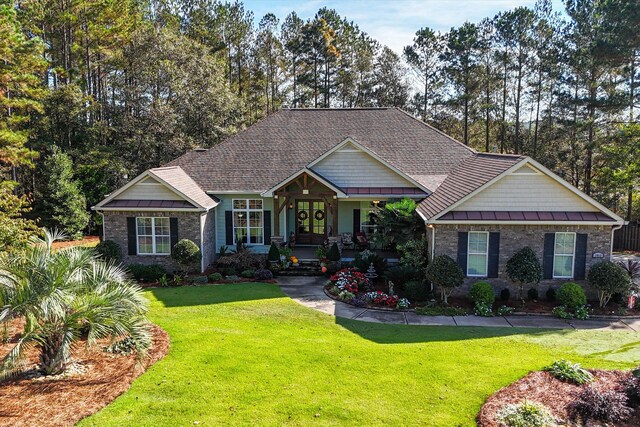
[438,211,616,222]
[103,199,196,209]
[417,153,525,219]
[166,108,476,193]
[149,166,218,209]
[343,187,427,196]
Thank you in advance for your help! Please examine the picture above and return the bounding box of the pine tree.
[38,147,89,239]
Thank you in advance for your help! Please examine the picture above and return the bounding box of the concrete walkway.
[277,276,640,331]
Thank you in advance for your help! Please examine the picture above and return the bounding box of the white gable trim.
[307,137,431,194]
[261,168,347,198]
[93,169,212,211]
[429,157,623,224]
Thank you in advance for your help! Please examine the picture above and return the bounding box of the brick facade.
[103,210,206,272]
[428,223,613,297]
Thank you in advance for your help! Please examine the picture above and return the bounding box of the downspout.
[609,222,625,261]
[200,212,206,273]
[97,210,105,240]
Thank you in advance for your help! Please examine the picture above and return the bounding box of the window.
[467,231,489,277]
[361,201,386,236]
[553,232,575,278]
[232,199,263,244]
[136,217,170,255]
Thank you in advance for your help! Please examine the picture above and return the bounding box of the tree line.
[0,0,638,249]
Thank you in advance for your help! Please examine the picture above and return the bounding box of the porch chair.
[341,232,355,250]
[355,231,369,251]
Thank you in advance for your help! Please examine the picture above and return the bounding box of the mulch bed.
[477,370,640,426]
[0,320,169,427]
[51,236,100,250]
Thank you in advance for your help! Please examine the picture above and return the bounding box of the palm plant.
[0,229,151,378]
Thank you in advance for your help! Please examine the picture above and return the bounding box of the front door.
[295,200,326,245]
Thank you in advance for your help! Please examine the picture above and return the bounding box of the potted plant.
[327,242,341,274]
[267,242,280,266]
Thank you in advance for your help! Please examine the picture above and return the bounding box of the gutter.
[609,221,626,260]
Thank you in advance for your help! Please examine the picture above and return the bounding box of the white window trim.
[467,231,489,277]
[232,198,264,245]
[136,217,170,255]
[553,232,576,279]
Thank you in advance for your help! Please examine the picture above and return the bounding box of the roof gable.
[93,166,217,211]
[308,138,429,192]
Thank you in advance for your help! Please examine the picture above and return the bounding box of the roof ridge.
[284,107,391,111]
[475,152,525,159]
[392,107,477,155]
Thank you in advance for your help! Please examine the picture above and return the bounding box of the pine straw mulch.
[51,236,100,250]
[477,369,640,427]
[0,320,169,427]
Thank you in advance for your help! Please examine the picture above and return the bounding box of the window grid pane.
[232,199,263,245]
[467,232,488,276]
[553,233,575,278]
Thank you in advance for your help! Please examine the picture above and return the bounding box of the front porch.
[290,246,400,263]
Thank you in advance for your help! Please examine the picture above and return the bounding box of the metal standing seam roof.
[165,108,476,194]
[102,200,196,209]
[438,211,616,222]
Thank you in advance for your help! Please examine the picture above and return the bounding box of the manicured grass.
[81,283,640,427]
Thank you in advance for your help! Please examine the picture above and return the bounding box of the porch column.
[332,196,338,237]
[273,195,280,237]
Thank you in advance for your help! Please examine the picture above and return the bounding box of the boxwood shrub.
[469,281,495,305]
[558,282,586,310]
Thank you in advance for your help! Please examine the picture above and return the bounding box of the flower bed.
[326,268,410,310]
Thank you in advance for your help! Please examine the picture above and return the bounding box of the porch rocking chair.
[355,231,369,251]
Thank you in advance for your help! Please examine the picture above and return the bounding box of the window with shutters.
[136,217,170,255]
[232,199,263,244]
[553,232,575,278]
[467,231,489,277]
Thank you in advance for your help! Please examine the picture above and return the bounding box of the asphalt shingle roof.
[417,153,525,220]
[149,166,218,210]
[166,108,476,193]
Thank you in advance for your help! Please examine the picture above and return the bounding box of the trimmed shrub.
[382,265,423,290]
[558,282,586,310]
[127,263,167,282]
[240,269,256,278]
[469,281,495,306]
[571,386,632,424]
[215,251,265,272]
[254,269,273,280]
[497,400,555,427]
[327,242,341,262]
[544,359,593,385]
[506,247,542,299]
[497,305,515,316]
[190,275,208,284]
[218,267,237,277]
[404,280,430,302]
[527,287,539,301]
[588,261,632,308]
[425,255,464,304]
[397,237,429,270]
[473,301,493,317]
[95,240,122,263]
[171,239,201,272]
[546,287,556,302]
[267,243,280,262]
[500,288,511,301]
[208,272,223,282]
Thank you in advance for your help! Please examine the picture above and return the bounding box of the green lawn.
[81,283,640,427]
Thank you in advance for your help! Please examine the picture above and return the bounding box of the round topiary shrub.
[527,287,539,301]
[500,288,511,301]
[426,255,464,304]
[469,281,495,306]
[240,269,255,278]
[208,272,223,282]
[558,282,587,310]
[327,242,341,262]
[404,280,430,302]
[171,239,201,272]
[587,261,631,308]
[95,240,122,263]
[506,247,542,300]
[546,287,557,302]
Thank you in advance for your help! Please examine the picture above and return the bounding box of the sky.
[243,0,566,54]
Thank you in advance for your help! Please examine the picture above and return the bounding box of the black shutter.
[127,217,137,255]
[574,233,588,280]
[353,209,361,235]
[457,232,468,275]
[264,211,272,244]
[488,232,500,278]
[225,211,233,245]
[543,233,555,279]
[170,218,178,254]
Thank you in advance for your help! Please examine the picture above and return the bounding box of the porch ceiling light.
[372,200,380,206]
[288,202,293,209]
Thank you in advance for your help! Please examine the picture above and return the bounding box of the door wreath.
[297,210,308,221]
[314,210,325,221]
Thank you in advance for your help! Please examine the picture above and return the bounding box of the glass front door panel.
[297,201,310,235]
[312,202,325,235]
[296,200,326,244]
